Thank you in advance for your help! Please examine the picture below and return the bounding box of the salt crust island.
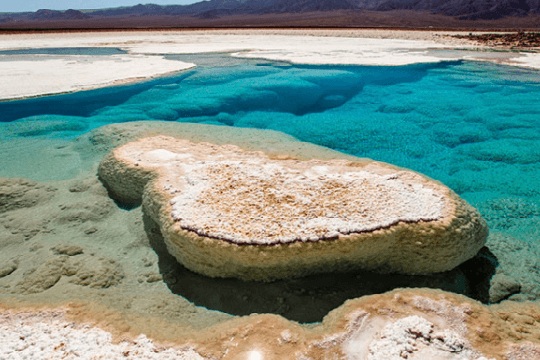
[98,135,488,281]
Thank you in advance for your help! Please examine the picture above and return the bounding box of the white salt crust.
[512,52,540,69]
[0,54,195,99]
[170,159,445,244]
[343,315,494,360]
[119,137,447,245]
[0,54,194,100]
[0,307,499,360]
[1,30,538,100]
[0,310,203,360]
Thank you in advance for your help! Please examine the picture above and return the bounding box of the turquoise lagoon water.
[0,54,539,304]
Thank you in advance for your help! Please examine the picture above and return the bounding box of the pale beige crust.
[190,289,540,360]
[98,135,488,281]
[2,289,538,360]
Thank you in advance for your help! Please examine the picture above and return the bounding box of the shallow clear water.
[0,55,539,262]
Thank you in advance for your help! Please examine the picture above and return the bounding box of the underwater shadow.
[0,71,195,123]
[97,173,141,211]
[144,214,497,323]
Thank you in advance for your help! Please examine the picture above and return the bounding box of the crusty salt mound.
[0,309,203,360]
[98,135,487,281]
[6,289,537,360]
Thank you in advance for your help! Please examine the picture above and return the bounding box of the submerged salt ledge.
[170,160,445,244]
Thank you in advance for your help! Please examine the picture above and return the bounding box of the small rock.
[145,274,162,283]
[84,227,98,235]
[0,261,18,278]
[51,245,84,256]
[490,273,521,303]
[16,258,68,294]
[70,258,124,288]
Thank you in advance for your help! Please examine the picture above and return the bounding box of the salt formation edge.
[98,135,488,281]
[6,289,539,359]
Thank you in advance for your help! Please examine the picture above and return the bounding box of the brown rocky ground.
[453,31,540,49]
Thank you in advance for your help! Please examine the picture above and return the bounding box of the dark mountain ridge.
[85,0,539,19]
[374,0,537,20]
[31,9,90,20]
[1,0,540,28]
[5,0,540,18]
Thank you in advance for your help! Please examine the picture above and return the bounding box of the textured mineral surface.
[99,135,488,281]
[3,289,539,359]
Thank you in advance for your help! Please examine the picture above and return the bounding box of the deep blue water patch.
[0,71,195,122]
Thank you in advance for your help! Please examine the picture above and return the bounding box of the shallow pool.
[1,54,539,303]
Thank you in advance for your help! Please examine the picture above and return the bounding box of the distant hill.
[31,9,90,20]
[1,0,540,29]
[87,0,540,19]
[371,0,539,20]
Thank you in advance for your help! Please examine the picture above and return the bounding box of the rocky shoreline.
[453,31,540,49]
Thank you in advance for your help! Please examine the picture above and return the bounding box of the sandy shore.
[0,29,538,101]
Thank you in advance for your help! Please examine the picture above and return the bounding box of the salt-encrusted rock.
[170,289,525,359]
[51,245,84,257]
[98,135,487,281]
[2,289,538,360]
